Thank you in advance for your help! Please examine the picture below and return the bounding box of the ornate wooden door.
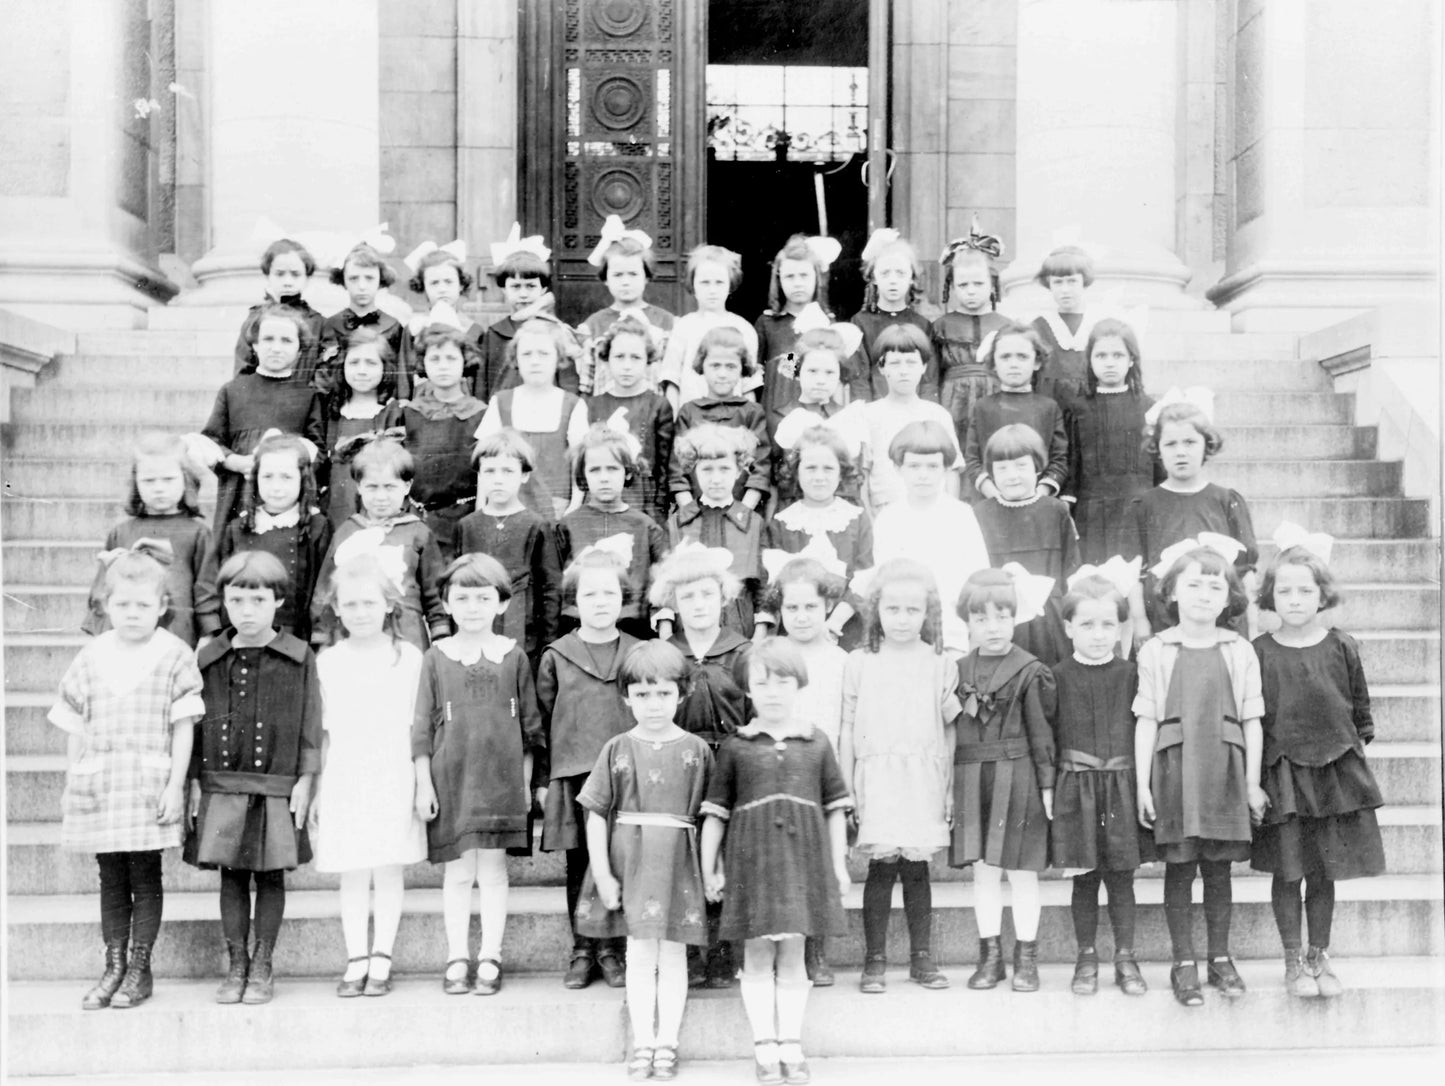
[520,0,705,324]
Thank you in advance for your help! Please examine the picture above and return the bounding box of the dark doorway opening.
[706,0,872,323]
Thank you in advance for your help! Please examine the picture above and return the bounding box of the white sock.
[626,937,660,1048]
[442,852,478,963]
[475,849,509,972]
[369,865,405,977]
[338,869,371,978]
[974,862,1003,938]
[1009,869,1041,941]
[654,941,689,1049]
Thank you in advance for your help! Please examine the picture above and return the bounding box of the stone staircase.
[3,311,1442,1077]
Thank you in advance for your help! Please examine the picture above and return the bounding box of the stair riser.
[2,459,219,500]
[1355,636,1442,685]
[46,355,233,386]
[4,423,195,459]
[74,331,238,356]
[1210,394,1351,426]
[1,545,107,585]
[1257,540,1440,584]
[3,592,87,634]
[1215,461,1402,499]
[4,500,134,539]
[1145,355,1318,386]
[8,896,1442,982]
[1251,499,1431,540]
[1214,427,1374,462]
[15,386,226,422]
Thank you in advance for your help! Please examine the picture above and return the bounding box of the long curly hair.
[860,558,943,653]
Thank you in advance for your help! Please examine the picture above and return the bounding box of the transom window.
[705,64,867,162]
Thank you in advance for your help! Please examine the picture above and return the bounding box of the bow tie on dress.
[344,310,382,330]
[959,683,997,720]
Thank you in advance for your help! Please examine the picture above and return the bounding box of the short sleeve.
[565,397,590,449]
[576,738,620,815]
[817,736,852,812]
[939,655,962,725]
[1131,639,1163,721]
[168,648,206,723]
[700,736,739,820]
[1236,641,1264,721]
[48,651,90,735]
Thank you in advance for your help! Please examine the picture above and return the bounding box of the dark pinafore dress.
[496,389,580,521]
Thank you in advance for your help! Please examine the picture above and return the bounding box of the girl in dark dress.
[1029,244,1095,402]
[578,219,675,397]
[585,316,676,525]
[754,233,840,418]
[232,238,324,383]
[1133,546,1266,1007]
[669,326,772,511]
[1051,574,1150,997]
[1252,543,1385,998]
[1063,318,1161,563]
[932,225,1008,449]
[188,551,321,1006]
[198,433,330,643]
[399,240,486,394]
[319,326,402,531]
[317,243,409,398]
[413,555,545,997]
[701,639,851,1085]
[847,232,937,403]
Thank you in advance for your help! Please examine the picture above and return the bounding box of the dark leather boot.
[109,943,153,1009]
[1011,939,1040,992]
[1285,947,1318,997]
[81,940,128,1010]
[967,937,1006,990]
[242,939,275,1004]
[1114,950,1148,996]
[804,936,834,988]
[215,940,249,1004]
[1071,947,1099,995]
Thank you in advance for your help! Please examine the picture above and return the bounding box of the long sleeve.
[846,338,872,403]
[515,650,546,761]
[417,531,450,641]
[410,652,439,759]
[1042,401,1069,493]
[194,526,233,636]
[311,530,342,643]
[962,400,987,490]
[667,404,698,496]
[1059,505,1082,580]
[1225,488,1259,572]
[1343,633,1375,745]
[297,650,324,775]
[650,397,676,522]
[531,522,563,650]
[201,384,234,452]
[743,405,773,496]
[1021,665,1057,791]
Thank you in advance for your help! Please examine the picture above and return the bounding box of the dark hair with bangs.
[332,326,400,413]
[1034,245,1095,287]
[1157,546,1249,625]
[672,421,755,476]
[596,235,656,281]
[982,321,1047,388]
[762,557,847,620]
[350,436,415,484]
[239,433,318,531]
[217,550,290,597]
[1061,574,1129,622]
[260,238,316,277]
[620,639,690,690]
[329,243,397,289]
[126,432,204,517]
[571,423,640,491]
[1083,317,1144,395]
[872,323,933,369]
[784,425,859,488]
[887,419,955,467]
[1257,545,1342,613]
[415,324,479,377]
[439,553,513,603]
[692,324,757,375]
[596,315,661,365]
[742,636,809,688]
[407,249,473,296]
[1144,402,1224,461]
[561,547,635,609]
[246,302,316,358]
[766,234,828,313]
[984,423,1046,473]
[493,249,552,290]
[956,568,1018,619]
[472,428,535,473]
[685,245,743,293]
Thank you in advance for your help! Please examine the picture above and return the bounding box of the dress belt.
[1057,749,1133,773]
[616,811,695,829]
[200,770,296,797]
[955,737,1029,764]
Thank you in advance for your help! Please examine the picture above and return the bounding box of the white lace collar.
[437,635,516,666]
[254,505,301,533]
[774,499,863,535]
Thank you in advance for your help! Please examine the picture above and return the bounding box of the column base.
[0,243,178,330]
[999,244,1201,313]
[1206,258,1439,334]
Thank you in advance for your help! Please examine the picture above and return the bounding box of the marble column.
[1000,0,1197,309]
[457,1,518,283]
[0,0,177,328]
[179,0,381,307]
[1206,0,1438,332]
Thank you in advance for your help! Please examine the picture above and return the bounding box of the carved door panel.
[520,0,704,324]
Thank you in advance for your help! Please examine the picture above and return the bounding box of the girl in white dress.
[313,553,427,997]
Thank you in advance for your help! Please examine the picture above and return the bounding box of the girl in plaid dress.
[51,542,205,1010]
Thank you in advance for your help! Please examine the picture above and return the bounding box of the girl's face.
[780,580,828,644]
[701,349,743,397]
[1089,335,1133,390]
[872,250,913,308]
[1064,596,1121,662]
[626,679,680,732]
[104,580,165,644]
[675,577,723,633]
[1170,561,1230,628]
[256,451,302,515]
[898,450,947,502]
[574,567,624,633]
[223,584,280,642]
[879,350,924,397]
[749,664,800,726]
[796,443,842,505]
[1271,563,1324,629]
[343,261,381,310]
[877,579,929,644]
[993,334,1038,391]
[1158,419,1207,483]
[691,259,732,313]
[422,262,462,304]
[515,331,559,387]
[254,316,301,375]
[796,350,840,404]
[583,447,627,506]
[952,260,992,313]
[424,341,466,392]
[990,454,1038,502]
[344,343,385,395]
[606,253,647,304]
[445,582,507,635]
[966,600,1015,656]
[333,578,391,641]
[476,455,527,508]
[694,455,739,505]
[777,258,817,308]
[606,331,649,392]
[265,251,308,300]
[135,454,185,515]
[357,466,410,519]
[1047,273,1086,314]
[504,275,544,313]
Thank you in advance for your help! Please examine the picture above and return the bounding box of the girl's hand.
[224,453,254,476]
[943,790,955,827]
[534,785,548,813]
[978,478,1001,501]
[1137,786,1155,829]
[1033,484,1052,501]
[595,871,623,911]
[289,776,313,831]
[415,779,439,822]
[1041,787,1054,821]
[196,635,214,653]
[1248,784,1270,827]
[703,867,726,903]
[186,780,201,831]
[156,781,185,825]
[674,492,696,510]
[835,865,850,902]
[1132,618,1152,651]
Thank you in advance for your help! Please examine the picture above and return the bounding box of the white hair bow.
[349,223,397,257]
[772,406,864,460]
[490,222,550,268]
[791,302,832,335]
[804,236,842,269]
[602,407,644,458]
[333,527,407,593]
[1150,533,1244,579]
[587,215,653,267]
[255,427,319,463]
[762,536,846,582]
[670,539,736,577]
[422,300,468,333]
[860,228,901,265]
[1066,555,1142,597]
[404,238,468,274]
[1000,563,1055,626]
[578,532,635,569]
[1272,521,1334,564]
[1145,386,1215,427]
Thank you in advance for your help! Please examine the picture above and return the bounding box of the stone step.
[41,354,233,387]
[4,497,136,539]
[12,385,224,424]
[1213,425,1375,462]
[2,458,219,500]
[1350,630,1442,684]
[1214,460,1402,499]
[4,585,90,634]
[74,330,238,357]
[1141,331,1301,363]
[1255,539,1441,584]
[4,421,196,459]
[11,960,1444,1077]
[1145,357,1322,390]
[1135,309,1236,334]
[7,876,1441,982]
[2,540,108,584]
[1210,393,1351,426]
[9,801,1440,899]
[1249,497,1431,540]
[1302,583,1440,631]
